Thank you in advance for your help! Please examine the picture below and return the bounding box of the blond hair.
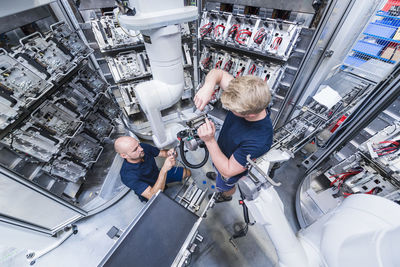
[221,75,271,115]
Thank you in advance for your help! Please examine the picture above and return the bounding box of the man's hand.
[198,118,216,143]
[167,148,177,158]
[194,85,214,111]
[162,155,176,171]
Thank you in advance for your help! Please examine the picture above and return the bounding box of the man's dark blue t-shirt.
[120,143,160,198]
[217,110,273,180]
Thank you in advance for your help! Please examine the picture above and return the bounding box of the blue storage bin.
[379,17,400,27]
[364,22,397,38]
[353,40,384,56]
[344,55,366,67]
[376,11,400,27]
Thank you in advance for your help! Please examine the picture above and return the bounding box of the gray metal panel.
[78,0,116,10]
[0,171,84,233]
[206,0,315,13]
[0,6,51,33]
[0,0,56,18]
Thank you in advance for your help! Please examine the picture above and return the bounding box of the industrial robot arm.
[239,155,400,267]
[118,0,198,148]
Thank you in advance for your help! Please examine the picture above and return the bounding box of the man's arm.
[141,155,175,200]
[194,69,234,111]
[158,148,176,158]
[198,118,246,178]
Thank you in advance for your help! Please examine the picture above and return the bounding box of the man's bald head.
[114,136,144,162]
[114,136,138,154]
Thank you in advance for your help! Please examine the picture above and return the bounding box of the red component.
[330,115,347,133]
[382,0,400,11]
[213,24,226,38]
[215,60,222,69]
[239,200,244,205]
[235,29,252,45]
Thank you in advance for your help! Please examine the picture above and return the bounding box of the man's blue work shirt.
[120,143,160,198]
[217,110,273,179]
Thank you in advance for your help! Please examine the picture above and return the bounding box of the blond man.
[115,136,191,201]
[194,69,273,202]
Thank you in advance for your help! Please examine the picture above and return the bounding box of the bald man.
[115,136,191,201]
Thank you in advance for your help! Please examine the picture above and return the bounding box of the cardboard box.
[381,46,396,60]
[391,48,400,61]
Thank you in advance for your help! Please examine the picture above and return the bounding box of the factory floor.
[0,152,304,267]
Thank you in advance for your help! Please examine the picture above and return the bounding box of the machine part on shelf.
[0,49,53,129]
[106,51,150,83]
[270,81,372,159]
[16,32,76,82]
[199,46,212,71]
[182,70,194,100]
[50,21,93,59]
[212,51,225,69]
[232,58,250,78]
[44,157,87,183]
[84,113,114,140]
[76,67,109,94]
[180,23,191,37]
[90,12,143,52]
[175,179,207,212]
[177,114,210,169]
[200,11,301,60]
[95,95,122,120]
[29,101,82,141]
[360,121,400,181]
[199,11,215,39]
[1,127,60,162]
[64,133,103,165]
[113,82,142,116]
[182,42,192,67]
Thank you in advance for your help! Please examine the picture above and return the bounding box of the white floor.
[0,154,302,267]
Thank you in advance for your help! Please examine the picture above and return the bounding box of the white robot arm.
[118,0,197,148]
[239,156,400,267]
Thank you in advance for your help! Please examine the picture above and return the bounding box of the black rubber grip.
[179,139,209,169]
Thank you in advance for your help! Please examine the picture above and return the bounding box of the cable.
[201,56,211,69]
[235,29,252,45]
[228,24,239,38]
[235,67,245,78]
[248,64,256,75]
[373,139,400,156]
[215,60,222,69]
[213,24,225,38]
[223,60,233,72]
[270,36,283,50]
[115,10,141,38]
[253,28,267,45]
[329,167,363,190]
[200,22,213,38]
[179,140,209,169]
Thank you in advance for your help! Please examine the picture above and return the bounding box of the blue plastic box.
[364,22,397,38]
[353,40,384,56]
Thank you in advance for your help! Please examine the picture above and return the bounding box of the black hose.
[179,140,209,169]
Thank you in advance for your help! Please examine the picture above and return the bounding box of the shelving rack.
[197,1,317,122]
[0,1,128,238]
[294,0,400,228]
